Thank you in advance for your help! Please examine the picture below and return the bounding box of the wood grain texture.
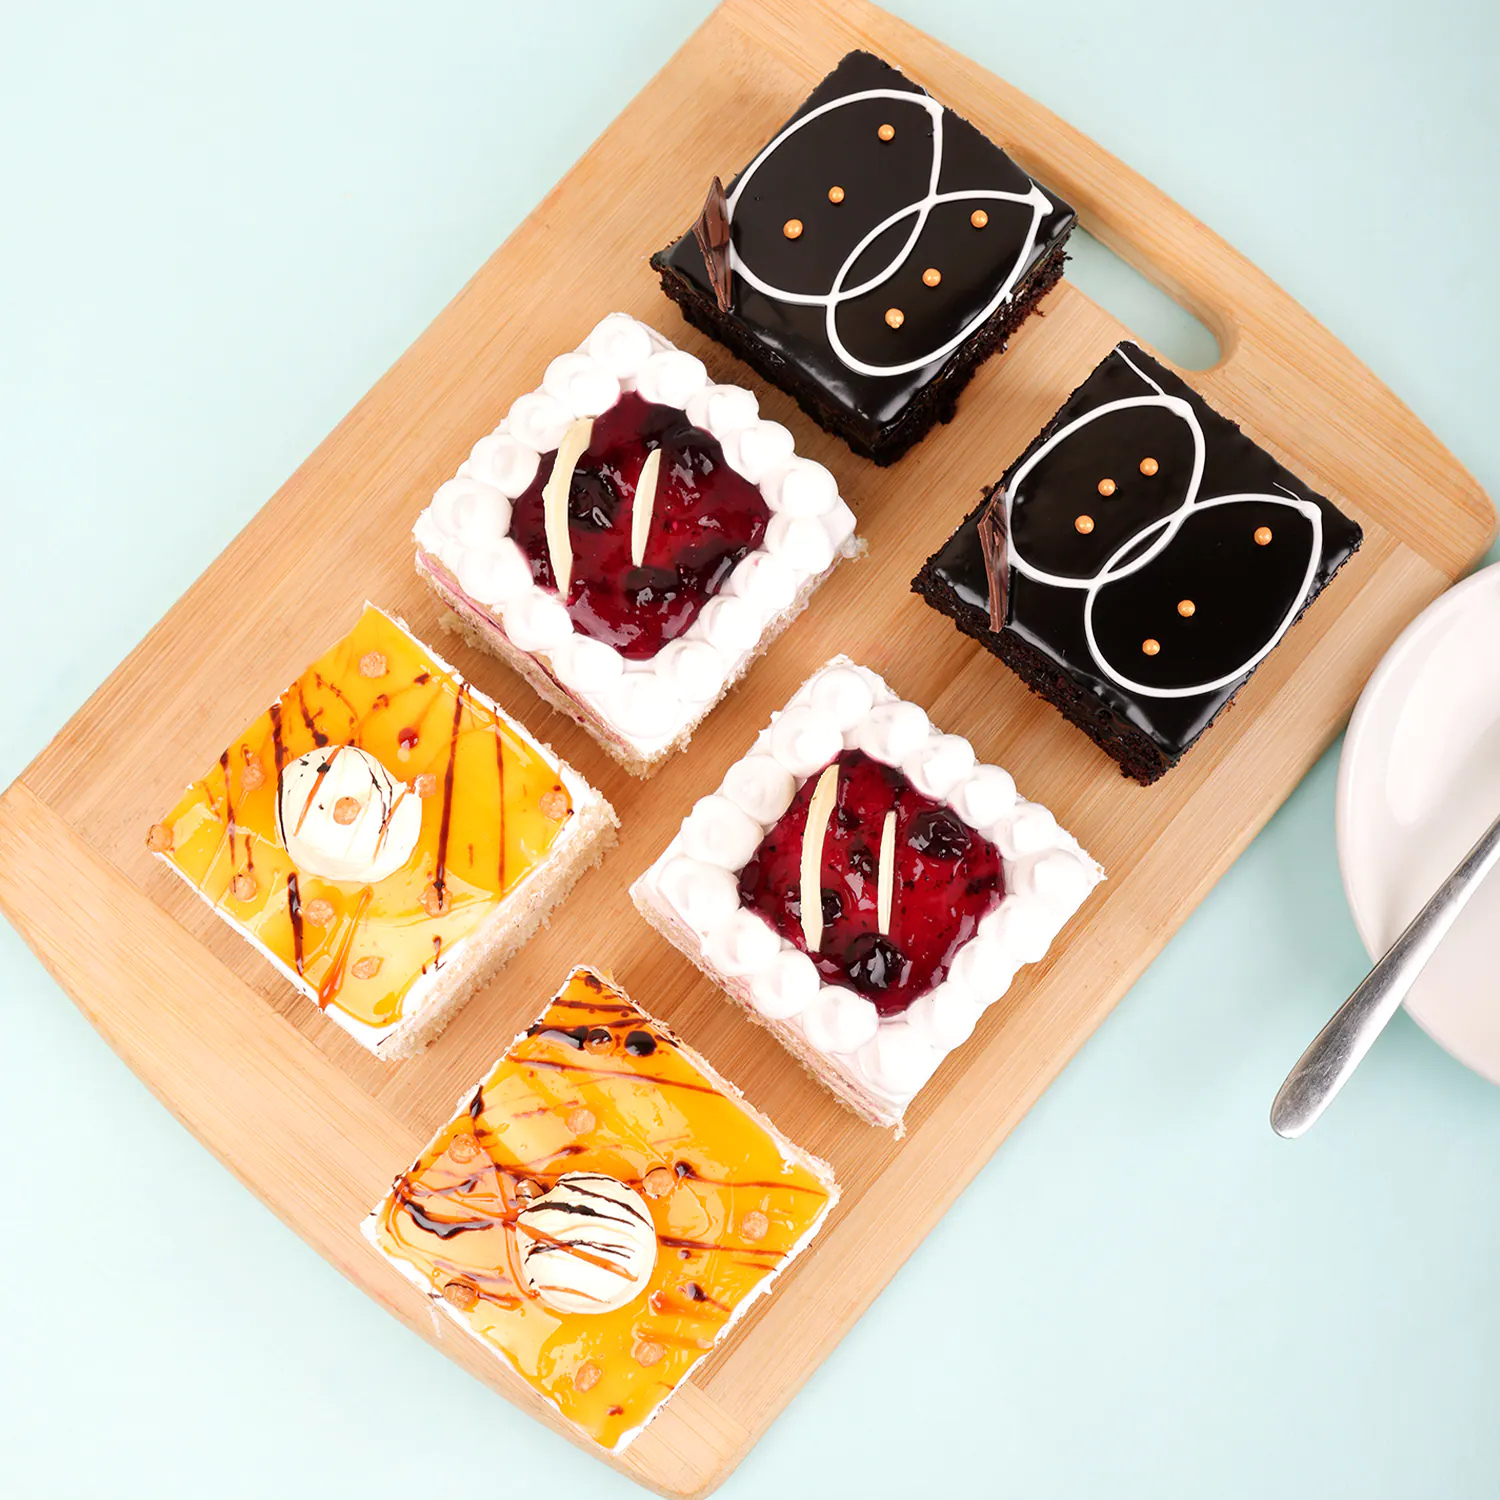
[0,0,1492,1494]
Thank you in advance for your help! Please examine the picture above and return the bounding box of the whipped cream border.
[153,605,607,1057]
[631,658,1104,1122]
[412,312,861,758]
[358,963,840,1453]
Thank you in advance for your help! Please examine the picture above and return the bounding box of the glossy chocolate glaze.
[919,343,1363,759]
[656,51,1075,431]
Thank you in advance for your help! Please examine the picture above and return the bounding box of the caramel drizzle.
[293,742,347,836]
[431,683,466,903]
[518,1055,722,1096]
[317,886,373,1008]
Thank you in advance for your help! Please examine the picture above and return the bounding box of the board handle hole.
[1065,229,1222,371]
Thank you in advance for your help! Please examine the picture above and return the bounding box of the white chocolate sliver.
[542,416,594,598]
[877,808,896,935]
[631,446,662,567]
[800,764,840,953]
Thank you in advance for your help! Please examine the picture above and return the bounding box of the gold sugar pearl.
[642,1166,675,1199]
[970,209,989,228]
[922,267,942,287]
[1139,457,1159,476]
[827,185,845,203]
[885,307,905,329]
[1177,599,1196,618]
[1255,525,1274,546]
[1074,514,1095,534]
[878,123,896,141]
[442,1280,479,1312]
[782,218,803,240]
[1097,478,1117,497]
[447,1132,480,1163]
[1142,638,1162,657]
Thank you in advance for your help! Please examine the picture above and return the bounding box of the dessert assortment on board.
[414,312,861,776]
[122,30,1391,1478]
[912,342,1365,783]
[651,50,1076,465]
[363,965,837,1452]
[631,658,1103,1128]
[147,605,617,1056]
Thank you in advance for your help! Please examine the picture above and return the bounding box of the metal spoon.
[1271,808,1500,1138]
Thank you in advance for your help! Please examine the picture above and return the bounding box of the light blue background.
[3,3,1498,1496]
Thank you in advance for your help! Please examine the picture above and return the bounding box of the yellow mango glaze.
[153,605,573,1032]
[367,968,837,1451]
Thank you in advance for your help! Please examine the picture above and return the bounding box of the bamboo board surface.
[0,0,1493,1494]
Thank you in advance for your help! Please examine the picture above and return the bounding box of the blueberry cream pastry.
[147,606,616,1056]
[912,342,1364,783]
[413,312,860,777]
[651,51,1075,465]
[631,659,1102,1129]
[363,966,838,1452]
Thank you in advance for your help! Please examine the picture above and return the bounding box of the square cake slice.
[650,50,1076,465]
[630,658,1102,1130]
[911,341,1364,784]
[147,604,617,1057]
[413,312,860,778]
[362,965,838,1453]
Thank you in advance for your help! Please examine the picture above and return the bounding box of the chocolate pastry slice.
[912,342,1363,784]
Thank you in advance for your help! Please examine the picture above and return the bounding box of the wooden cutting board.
[1,0,1492,1494]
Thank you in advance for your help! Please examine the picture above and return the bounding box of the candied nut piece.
[574,1361,603,1392]
[633,1340,665,1368]
[447,1132,480,1163]
[414,773,438,798]
[351,956,383,980]
[230,872,258,902]
[302,897,336,927]
[566,1107,596,1136]
[146,822,175,853]
[740,1210,769,1242]
[239,750,266,790]
[514,1178,542,1202]
[358,651,388,679]
[539,787,569,821]
[421,883,450,917]
[332,796,361,826]
[642,1166,674,1199]
[442,1279,479,1311]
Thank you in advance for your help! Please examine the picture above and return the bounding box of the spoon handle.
[1271,809,1500,1139]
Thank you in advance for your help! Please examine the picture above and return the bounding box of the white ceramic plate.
[1337,559,1500,1083]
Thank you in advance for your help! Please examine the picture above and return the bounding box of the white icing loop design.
[1005,348,1324,700]
[727,89,1052,378]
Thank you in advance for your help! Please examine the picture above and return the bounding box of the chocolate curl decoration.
[693,175,733,313]
[977,487,1010,633]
